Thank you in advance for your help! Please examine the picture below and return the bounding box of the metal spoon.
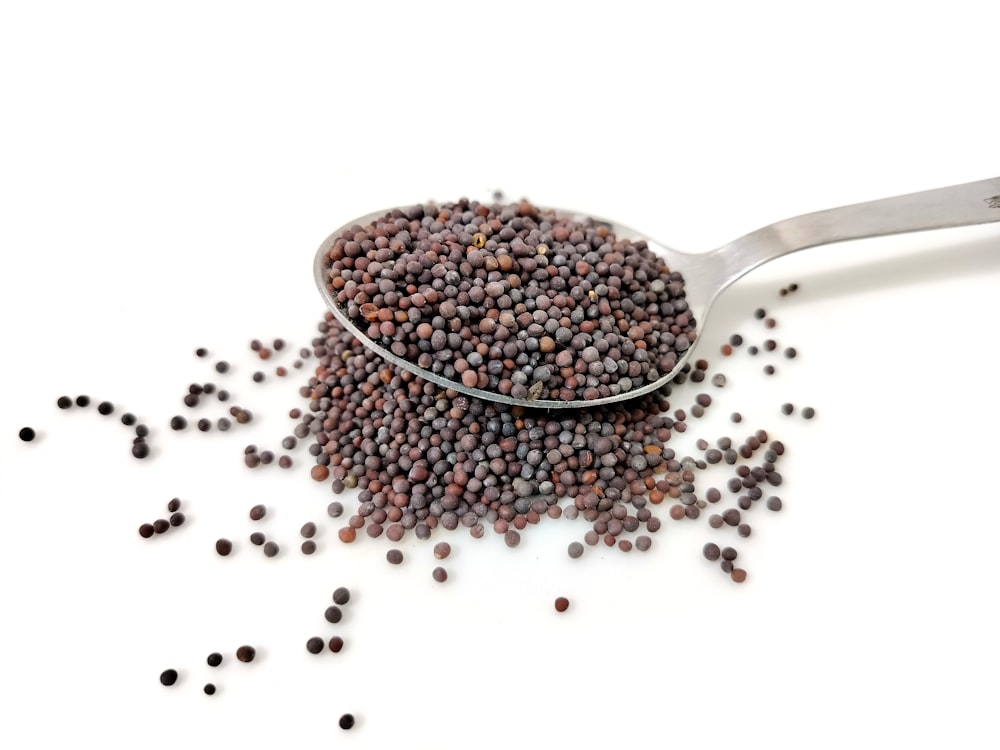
[315,176,1000,408]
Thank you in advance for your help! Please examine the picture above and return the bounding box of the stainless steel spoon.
[315,176,1000,408]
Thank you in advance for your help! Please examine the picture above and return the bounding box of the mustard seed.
[432,567,448,582]
[328,637,344,653]
[306,637,324,654]
[138,523,154,538]
[215,538,233,556]
[386,549,404,564]
[97,401,114,415]
[249,504,266,521]
[338,713,354,730]
[236,645,256,662]
[325,606,343,624]
[301,540,317,555]
[57,396,72,409]
[18,427,35,442]
[159,669,178,686]
[75,395,90,407]
[433,542,451,559]
[203,683,217,695]
[207,652,222,667]
[332,587,350,605]
[249,532,265,545]
[554,596,570,612]
[263,541,279,557]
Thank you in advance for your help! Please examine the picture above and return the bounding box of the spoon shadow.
[724,228,1000,306]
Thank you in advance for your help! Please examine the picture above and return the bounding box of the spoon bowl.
[315,177,1000,408]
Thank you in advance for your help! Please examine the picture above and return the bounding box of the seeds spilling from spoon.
[319,199,696,403]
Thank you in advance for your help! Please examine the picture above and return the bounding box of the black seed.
[207,652,223,667]
[306,637,324,654]
[325,606,343,624]
[97,401,114,415]
[183,393,199,408]
[203,683,217,696]
[138,523,154,538]
[338,714,355,730]
[131,441,150,459]
[216,538,233,556]
[784,347,797,358]
[236,645,256,662]
[167,497,181,512]
[801,406,816,419]
[169,512,185,527]
[252,371,265,383]
[153,519,169,534]
[217,389,230,402]
[249,504,266,521]
[332,587,350,605]
[135,424,149,438]
[75,395,90,407]
[196,347,208,357]
[169,416,187,431]
[781,402,794,415]
[197,418,211,432]
[703,543,721,561]
[159,669,178,686]
[249,532,265,546]
[215,361,230,373]
[18,427,35,442]
[57,396,73,409]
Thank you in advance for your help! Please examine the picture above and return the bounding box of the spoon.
[315,176,1000,408]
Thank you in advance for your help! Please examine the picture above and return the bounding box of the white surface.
[2,2,999,748]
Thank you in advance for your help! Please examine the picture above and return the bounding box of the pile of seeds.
[318,199,696,403]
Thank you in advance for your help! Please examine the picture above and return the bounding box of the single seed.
[138,523,154,538]
[97,401,114,415]
[327,501,344,518]
[153,519,169,534]
[766,496,783,511]
[169,415,187,431]
[325,606,343,624]
[567,541,584,559]
[554,596,570,612]
[159,669,178,686]
[731,568,748,583]
[18,427,35,442]
[338,714,355,730]
[215,361,230,373]
[781,402,794,415]
[207,652,223,667]
[703,543,721,561]
[433,541,451,559]
[306,637,324,654]
[203,683,217,696]
[635,535,652,552]
[236,645,256,663]
[215,538,233,556]
[131,441,150,459]
[802,406,816,419]
[432,566,448,582]
[249,532,265,545]
[263,541,279,557]
[301,540,317,555]
[167,497,181,512]
[328,636,344,653]
[249,504,266,521]
[57,396,73,409]
[300,521,317,538]
[386,549,404,565]
[784,347,797,358]
[169,512,185,527]
[332,587,351,605]
[195,347,208,357]
[75,395,90,407]
[721,546,738,561]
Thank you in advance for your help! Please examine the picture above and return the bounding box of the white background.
[2,2,999,748]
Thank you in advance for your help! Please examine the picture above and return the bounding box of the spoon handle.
[711,176,1000,288]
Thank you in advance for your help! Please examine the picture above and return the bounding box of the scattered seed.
[432,566,448,582]
[18,427,35,442]
[386,549,404,565]
[325,606,343,624]
[328,637,344,653]
[159,669,178,686]
[306,637,324,654]
[236,645,256,663]
[300,522,317,538]
[207,652,223,667]
[215,538,233,556]
[332,587,350,605]
[56,396,73,409]
[338,713,355,730]
[554,596,570,612]
[263,541,279,557]
[567,541,584,559]
[433,542,451,560]
[249,504,266,521]
[203,683,217,695]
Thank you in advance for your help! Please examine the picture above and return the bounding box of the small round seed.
[328,637,344,653]
[207,652,223,667]
[249,504,266,521]
[332,587,350,605]
[249,532,265,545]
[433,542,451,560]
[236,645,256,663]
[138,523,154,538]
[18,427,36,442]
[432,566,448,582]
[386,549,404,565]
[554,596,570,612]
[57,396,73,409]
[306,637,324,654]
[263,541,279,557]
[703,542,721,561]
[325,606,343,624]
[338,714,355,730]
[567,541,584,559]
[159,669,178,686]
[300,522,317,538]
[203,683,217,696]
[301,540,317,555]
[215,538,233,556]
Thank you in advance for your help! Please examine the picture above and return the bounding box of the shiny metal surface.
[315,177,1000,408]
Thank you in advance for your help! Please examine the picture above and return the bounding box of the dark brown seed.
[57,396,73,409]
[159,669,178,686]
[263,541,279,557]
[203,683,217,695]
[167,497,181,512]
[249,504,266,521]
[737,523,752,537]
[75,395,90,407]
[169,415,187,431]
[766,496,783,511]
[703,543,721,561]
[153,518,169,534]
[328,637,344,653]
[169,512,185,527]
[236,645,256,662]
[432,566,448,582]
[97,401,114,415]
[300,521,317,538]
[215,538,233,556]
[723,509,741,526]
[131,441,150,459]
[433,541,451,560]
[138,523,154,538]
[338,713,354,729]
[207,652,222,667]
[721,546,738,561]
[249,532,265,545]
[301,540,317,555]
[386,549,404,565]
[554,596,570,612]
[802,406,816,419]
[332,587,350,605]
[325,606,343,624]
[306,637,324,654]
